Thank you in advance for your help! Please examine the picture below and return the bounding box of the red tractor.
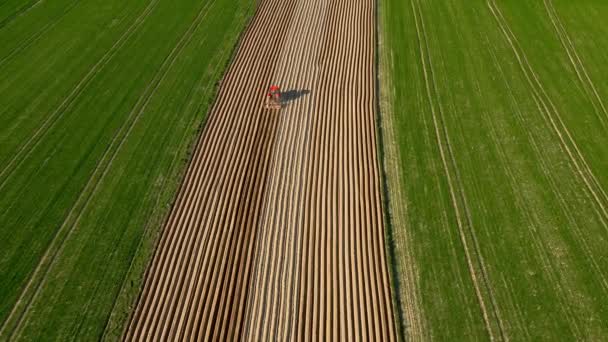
[265,85,281,110]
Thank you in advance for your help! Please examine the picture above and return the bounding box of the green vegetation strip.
[0,0,254,340]
[380,0,608,340]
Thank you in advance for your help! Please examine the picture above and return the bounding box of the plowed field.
[125,0,396,340]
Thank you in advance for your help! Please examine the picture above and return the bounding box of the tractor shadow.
[281,89,310,104]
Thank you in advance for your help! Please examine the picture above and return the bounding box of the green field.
[0,0,253,340]
[380,0,608,340]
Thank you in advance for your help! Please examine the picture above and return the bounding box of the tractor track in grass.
[0,0,83,68]
[485,35,601,334]
[0,0,159,188]
[0,0,44,30]
[100,15,244,338]
[0,1,213,338]
[124,0,396,340]
[543,0,608,130]
[410,0,505,340]
[487,0,608,229]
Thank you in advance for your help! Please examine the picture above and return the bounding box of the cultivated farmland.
[125,0,396,340]
[3,0,606,339]
[0,0,254,340]
[381,0,608,340]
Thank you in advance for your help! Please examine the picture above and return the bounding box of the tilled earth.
[125,0,396,340]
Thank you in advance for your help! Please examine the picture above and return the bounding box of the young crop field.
[0,0,254,340]
[380,0,608,340]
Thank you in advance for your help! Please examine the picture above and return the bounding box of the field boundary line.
[0,1,213,338]
[487,0,608,228]
[410,1,506,340]
[375,0,419,339]
[0,0,159,189]
[543,0,608,128]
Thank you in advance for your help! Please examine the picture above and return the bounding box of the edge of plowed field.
[376,0,421,341]
[100,3,258,340]
[375,0,407,341]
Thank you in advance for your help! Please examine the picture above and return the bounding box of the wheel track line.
[482,50,583,334]
[422,1,508,337]
[1,0,208,337]
[0,0,159,188]
[543,0,608,127]
[416,3,507,338]
[0,0,44,30]
[488,0,608,225]
[410,0,505,340]
[485,37,601,332]
[0,0,83,69]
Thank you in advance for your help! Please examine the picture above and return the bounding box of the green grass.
[380,0,608,340]
[0,0,254,340]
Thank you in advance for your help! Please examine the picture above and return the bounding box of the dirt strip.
[124,0,396,340]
